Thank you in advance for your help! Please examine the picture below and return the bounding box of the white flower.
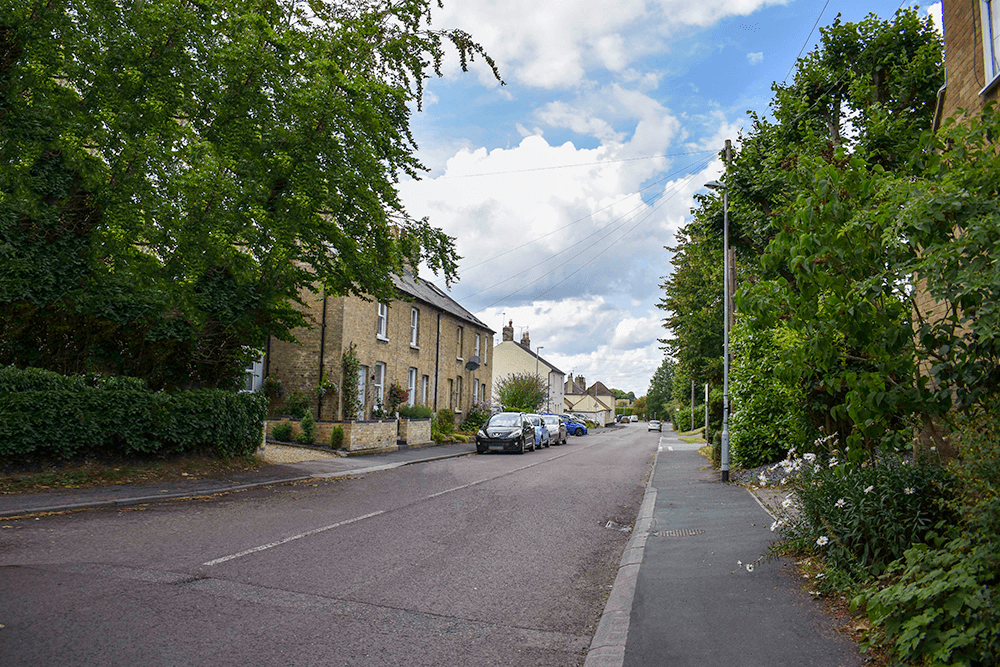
[780,477,788,485]
[816,536,830,547]
[835,498,846,508]
[814,464,822,473]
[815,573,825,579]
[930,446,937,452]
[746,563,755,572]
[782,498,793,508]
[864,485,875,494]
[758,473,768,486]
[737,560,743,567]
[828,457,838,468]
[770,521,779,532]
[904,487,914,495]
[804,453,817,463]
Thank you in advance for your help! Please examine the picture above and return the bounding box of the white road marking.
[202,510,385,566]
[203,441,601,567]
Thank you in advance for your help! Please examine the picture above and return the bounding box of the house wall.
[941,0,1000,120]
[491,340,566,413]
[266,288,492,421]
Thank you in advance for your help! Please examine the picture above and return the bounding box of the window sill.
[979,73,1000,97]
[410,344,420,351]
[376,335,389,343]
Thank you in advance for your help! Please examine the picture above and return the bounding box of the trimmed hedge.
[0,367,267,460]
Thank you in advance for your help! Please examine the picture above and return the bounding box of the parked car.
[630,415,639,422]
[542,414,567,445]
[525,413,550,448]
[648,420,661,432]
[561,416,588,437]
[476,412,535,454]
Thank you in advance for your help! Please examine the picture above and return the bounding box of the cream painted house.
[564,375,615,426]
[491,320,565,414]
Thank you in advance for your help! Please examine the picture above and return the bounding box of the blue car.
[525,414,550,448]
[560,415,588,436]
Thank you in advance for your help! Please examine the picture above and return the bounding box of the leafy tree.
[646,357,674,420]
[631,396,646,419]
[494,372,546,413]
[0,0,499,389]
[660,9,945,456]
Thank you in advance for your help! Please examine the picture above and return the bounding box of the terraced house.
[256,269,494,422]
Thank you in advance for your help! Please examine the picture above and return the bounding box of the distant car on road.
[542,414,567,445]
[476,412,535,454]
[648,420,661,432]
[630,415,639,422]
[561,416,588,437]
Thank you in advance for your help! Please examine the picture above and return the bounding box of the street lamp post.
[706,139,732,483]
[536,346,545,412]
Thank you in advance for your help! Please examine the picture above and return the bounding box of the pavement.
[0,441,477,518]
[587,427,863,667]
[2,429,864,667]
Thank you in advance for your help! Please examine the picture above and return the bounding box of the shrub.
[330,425,344,449]
[270,422,294,442]
[459,402,490,431]
[297,411,315,444]
[0,367,267,461]
[728,321,812,468]
[284,391,310,419]
[398,404,433,419]
[494,372,545,412]
[857,401,1000,665]
[435,409,455,434]
[773,440,955,579]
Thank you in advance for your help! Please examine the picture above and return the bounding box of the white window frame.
[407,367,417,407]
[376,302,388,341]
[982,0,1000,90]
[456,326,463,359]
[474,333,481,359]
[410,307,419,347]
[374,362,385,407]
[472,378,479,405]
[421,375,429,406]
[242,356,264,392]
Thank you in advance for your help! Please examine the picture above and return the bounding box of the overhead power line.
[436,149,715,179]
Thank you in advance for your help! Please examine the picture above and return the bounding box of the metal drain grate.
[652,528,706,537]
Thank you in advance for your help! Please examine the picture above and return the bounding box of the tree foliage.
[660,9,951,458]
[645,357,674,420]
[0,0,499,389]
[494,372,546,413]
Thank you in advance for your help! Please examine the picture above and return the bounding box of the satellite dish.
[465,355,481,371]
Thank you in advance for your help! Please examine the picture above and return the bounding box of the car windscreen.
[542,416,559,426]
[488,414,521,427]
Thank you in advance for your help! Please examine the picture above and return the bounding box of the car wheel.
[530,437,536,451]
[519,436,526,454]
[575,428,583,436]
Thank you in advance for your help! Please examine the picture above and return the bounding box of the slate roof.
[512,341,565,376]
[393,270,494,334]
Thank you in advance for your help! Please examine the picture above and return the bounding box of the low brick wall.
[342,419,398,454]
[398,418,433,447]
[267,418,343,448]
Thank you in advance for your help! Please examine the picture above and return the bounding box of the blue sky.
[397,0,943,396]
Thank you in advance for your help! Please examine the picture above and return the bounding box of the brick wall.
[942,0,1000,120]
[265,286,492,422]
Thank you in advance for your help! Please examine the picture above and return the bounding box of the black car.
[476,412,536,454]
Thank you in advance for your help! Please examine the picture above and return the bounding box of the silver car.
[648,420,661,432]
[542,414,567,445]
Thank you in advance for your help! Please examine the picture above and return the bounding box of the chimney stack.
[520,329,530,349]
[502,320,514,342]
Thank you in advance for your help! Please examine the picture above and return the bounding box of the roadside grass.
[0,451,263,494]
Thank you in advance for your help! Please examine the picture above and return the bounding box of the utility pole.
[704,383,709,442]
[690,379,695,431]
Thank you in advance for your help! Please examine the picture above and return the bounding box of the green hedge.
[0,367,267,460]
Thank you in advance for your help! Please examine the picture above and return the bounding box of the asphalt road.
[1,426,658,666]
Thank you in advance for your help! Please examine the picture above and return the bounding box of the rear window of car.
[542,416,559,426]
[488,414,521,427]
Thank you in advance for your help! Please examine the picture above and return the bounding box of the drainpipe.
[317,292,327,419]
[932,68,947,132]
[433,312,441,413]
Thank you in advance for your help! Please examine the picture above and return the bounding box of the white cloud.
[432,0,791,89]
[926,3,943,36]
[746,51,764,64]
